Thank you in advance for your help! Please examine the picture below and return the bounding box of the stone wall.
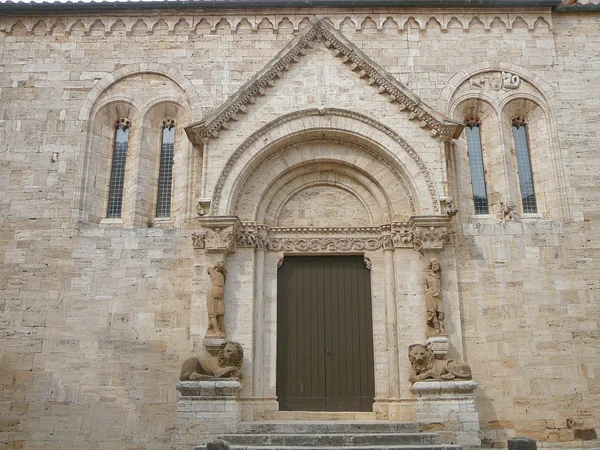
[0,7,599,449]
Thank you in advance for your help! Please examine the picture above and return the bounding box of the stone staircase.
[196,420,464,450]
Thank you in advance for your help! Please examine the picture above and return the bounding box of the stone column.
[176,380,241,450]
[383,235,401,419]
[252,244,265,398]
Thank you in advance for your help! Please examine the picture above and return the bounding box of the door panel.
[276,255,375,412]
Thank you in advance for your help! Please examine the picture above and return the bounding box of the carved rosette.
[234,217,454,253]
[195,216,240,255]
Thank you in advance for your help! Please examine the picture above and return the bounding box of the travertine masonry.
[0,5,599,449]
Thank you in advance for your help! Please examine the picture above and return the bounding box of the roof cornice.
[0,0,563,13]
[185,19,463,144]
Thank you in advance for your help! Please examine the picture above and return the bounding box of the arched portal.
[199,109,452,420]
[212,109,440,219]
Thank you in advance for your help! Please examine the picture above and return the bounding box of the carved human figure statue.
[424,258,446,336]
[206,260,226,338]
[180,341,244,381]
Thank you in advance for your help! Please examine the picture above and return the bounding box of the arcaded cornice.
[0,0,563,13]
[185,19,463,144]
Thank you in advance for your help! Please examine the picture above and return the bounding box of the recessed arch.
[440,61,560,112]
[211,109,440,218]
[78,63,201,122]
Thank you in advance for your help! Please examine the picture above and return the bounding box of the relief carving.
[195,217,239,254]
[408,343,472,383]
[234,220,453,253]
[191,232,206,249]
[180,341,244,381]
[500,200,519,222]
[206,261,227,338]
[424,258,446,337]
[469,71,521,91]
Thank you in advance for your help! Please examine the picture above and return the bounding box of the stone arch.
[78,63,201,123]
[440,61,560,111]
[450,97,504,217]
[212,109,440,218]
[237,147,403,226]
[75,71,197,226]
[442,62,570,221]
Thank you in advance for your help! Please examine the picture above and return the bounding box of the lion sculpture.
[180,341,243,381]
[408,343,471,383]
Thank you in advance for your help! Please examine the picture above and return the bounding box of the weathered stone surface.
[206,439,230,450]
[508,436,537,450]
[0,4,598,450]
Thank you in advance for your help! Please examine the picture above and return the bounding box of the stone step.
[197,446,461,450]
[266,411,377,421]
[237,421,420,434]
[218,432,439,446]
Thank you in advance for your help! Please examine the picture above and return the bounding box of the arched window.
[511,116,537,214]
[106,118,130,218]
[464,116,489,214]
[156,118,175,218]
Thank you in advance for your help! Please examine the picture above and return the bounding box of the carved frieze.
[231,219,454,253]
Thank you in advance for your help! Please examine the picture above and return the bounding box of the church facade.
[0,0,599,448]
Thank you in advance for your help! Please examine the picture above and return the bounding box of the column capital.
[408,215,454,253]
[194,216,240,255]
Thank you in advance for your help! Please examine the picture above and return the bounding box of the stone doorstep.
[266,410,377,420]
[195,420,465,450]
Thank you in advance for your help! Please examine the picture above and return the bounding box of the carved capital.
[408,215,453,253]
[195,216,240,255]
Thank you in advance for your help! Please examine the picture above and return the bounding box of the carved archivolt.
[212,108,440,216]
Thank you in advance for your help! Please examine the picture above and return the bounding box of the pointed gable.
[185,19,462,143]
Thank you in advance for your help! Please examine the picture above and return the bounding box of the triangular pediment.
[185,19,462,143]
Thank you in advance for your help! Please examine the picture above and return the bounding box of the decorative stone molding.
[2,14,553,38]
[409,215,453,253]
[195,216,240,254]
[235,218,454,253]
[211,108,440,215]
[185,19,462,143]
